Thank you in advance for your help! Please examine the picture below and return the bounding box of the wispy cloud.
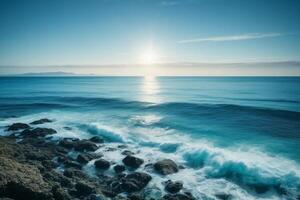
[178,33,286,44]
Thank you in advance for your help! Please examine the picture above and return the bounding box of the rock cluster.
[0,119,196,200]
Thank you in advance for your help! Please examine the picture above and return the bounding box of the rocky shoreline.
[0,119,198,200]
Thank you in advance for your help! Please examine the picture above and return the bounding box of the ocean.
[0,76,300,199]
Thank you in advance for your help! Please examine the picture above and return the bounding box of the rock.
[63,168,88,180]
[215,193,232,200]
[121,172,152,192]
[59,138,78,149]
[113,165,126,173]
[121,150,135,156]
[89,136,104,143]
[21,128,57,138]
[77,154,92,164]
[7,123,30,131]
[74,140,98,152]
[164,180,183,193]
[75,182,95,196]
[122,155,144,169]
[64,160,82,169]
[129,193,143,200]
[0,157,53,200]
[52,185,71,200]
[30,118,53,125]
[43,170,72,188]
[94,159,110,170]
[161,192,196,200]
[154,159,178,175]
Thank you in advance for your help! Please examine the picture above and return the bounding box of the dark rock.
[101,189,117,198]
[215,193,232,200]
[30,118,53,125]
[43,170,72,188]
[121,150,135,156]
[77,154,92,164]
[0,157,53,200]
[164,180,183,193]
[75,182,95,196]
[74,140,98,152]
[122,155,143,169]
[154,159,178,175]
[94,159,110,170]
[117,144,128,149]
[21,128,57,138]
[129,193,143,200]
[63,127,72,131]
[52,185,71,200]
[59,138,78,149]
[113,165,126,173]
[64,160,82,169]
[63,168,88,180]
[7,123,30,131]
[89,136,104,143]
[162,192,196,200]
[121,172,152,192]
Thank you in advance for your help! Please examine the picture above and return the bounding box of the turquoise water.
[0,77,300,199]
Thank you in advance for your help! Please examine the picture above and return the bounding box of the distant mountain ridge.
[16,72,94,76]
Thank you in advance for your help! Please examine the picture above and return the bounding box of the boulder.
[21,128,57,138]
[121,150,135,156]
[30,118,53,125]
[77,154,92,164]
[89,136,104,143]
[0,157,53,200]
[64,160,82,169]
[121,172,152,192]
[164,180,183,193]
[63,168,88,180]
[113,165,125,173]
[75,182,95,196]
[94,159,110,170]
[7,123,30,131]
[74,140,98,152]
[122,155,144,169]
[59,138,78,149]
[161,192,196,200]
[153,159,178,175]
[52,185,71,200]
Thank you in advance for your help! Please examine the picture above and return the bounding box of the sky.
[1,0,300,75]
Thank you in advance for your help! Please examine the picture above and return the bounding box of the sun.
[139,47,158,65]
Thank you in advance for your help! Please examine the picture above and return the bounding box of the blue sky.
[1,0,300,75]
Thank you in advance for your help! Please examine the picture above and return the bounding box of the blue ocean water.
[0,76,300,199]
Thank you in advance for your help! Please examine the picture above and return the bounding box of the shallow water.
[0,76,300,199]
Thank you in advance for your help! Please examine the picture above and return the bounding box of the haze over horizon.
[1,0,300,76]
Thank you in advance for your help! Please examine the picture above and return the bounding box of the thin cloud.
[178,33,285,44]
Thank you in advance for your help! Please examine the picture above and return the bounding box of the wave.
[182,148,300,198]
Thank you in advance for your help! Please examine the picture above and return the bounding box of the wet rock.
[63,127,72,131]
[0,157,53,200]
[74,140,98,152]
[21,128,57,138]
[77,154,92,164]
[7,123,30,131]
[122,155,144,169]
[129,193,143,200]
[121,172,152,192]
[75,182,95,196]
[89,136,104,143]
[113,165,126,173]
[154,159,178,175]
[161,192,196,200]
[215,193,232,200]
[121,150,135,156]
[94,159,110,170]
[43,170,72,188]
[63,168,88,180]
[30,118,53,125]
[164,180,183,193]
[52,185,71,200]
[64,160,82,169]
[59,138,78,149]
